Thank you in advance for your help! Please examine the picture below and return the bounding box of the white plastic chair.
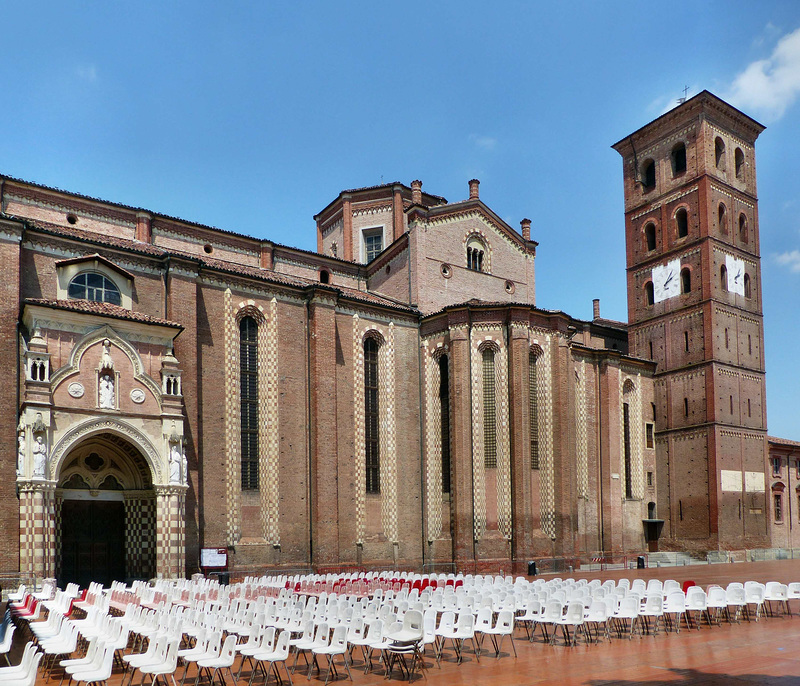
[663,591,687,633]
[195,633,237,686]
[0,650,43,686]
[312,624,352,686]
[764,582,789,617]
[685,587,709,629]
[251,629,293,686]
[639,594,664,635]
[554,601,585,647]
[614,596,641,639]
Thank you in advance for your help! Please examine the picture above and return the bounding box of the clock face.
[725,254,745,296]
[652,259,681,303]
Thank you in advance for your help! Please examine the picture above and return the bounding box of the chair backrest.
[402,609,423,639]
[273,630,291,660]
[437,611,455,634]
[665,591,686,612]
[565,602,584,623]
[313,622,330,648]
[543,600,563,621]
[330,625,347,650]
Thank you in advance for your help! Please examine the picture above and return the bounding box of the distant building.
[0,92,789,584]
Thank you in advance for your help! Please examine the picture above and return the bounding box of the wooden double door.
[60,499,126,588]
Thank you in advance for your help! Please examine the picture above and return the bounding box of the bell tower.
[613,91,769,551]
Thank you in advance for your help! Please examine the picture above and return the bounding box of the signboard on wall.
[200,548,228,569]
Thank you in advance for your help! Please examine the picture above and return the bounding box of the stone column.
[155,485,187,579]
[18,481,57,580]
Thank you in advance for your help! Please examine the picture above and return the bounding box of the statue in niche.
[17,424,25,477]
[169,441,183,484]
[99,373,115,409]
[32,434,47,478]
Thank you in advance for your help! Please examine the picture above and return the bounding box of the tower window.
[645,281,654,306]
[646,422,654,449]
[739,214,748,243]
[676,208,689,238]
[319,269,330,284]
[720,264,728,292]
[467,236,486,272]
[744,273,751,298]
[730,395,734,414]
[748,334,752,355]
[365,337,380,493]
[684,397,689,417]
[671,142,687,176]
[641,159,656,189]
[681,268,691,294]
[644,222,656,252]
[725,328,729,349]
[715,137,726,171]
[649,340,654,359]
[439,356,451,494]
[718,203,728,235]
[775,492,783,523]
[735,148,745,179]
[363,228,383,262]
[483,348,497,468]
[748,398,752,418]
[623,401,633,498]
[240,316,259,490]
[684,331,689,352]
[68,272,121,306]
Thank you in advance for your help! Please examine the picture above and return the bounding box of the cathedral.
[0,91,792,585]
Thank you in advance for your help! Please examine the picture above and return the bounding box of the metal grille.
[530,351,539,469]
[483,348,497,468]
[439,356,451,493]
[240,316,259,490]
[365,338,380,493]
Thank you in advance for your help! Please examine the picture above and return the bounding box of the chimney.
[520,218,531,241]
[136,212,152,243]
[593,299,600,319]
[411,179,422,205]
[468,179,480,200]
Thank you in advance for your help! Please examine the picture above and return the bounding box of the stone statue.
[169,442,182,484]
[17,426,25,477]
[32,434,47,478]
[182,449,188,486]
[99,373,115,409]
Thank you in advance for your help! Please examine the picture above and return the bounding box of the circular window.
[441,263,452,278]
[66,214,78,225]
[203,243,213,254]
[505,280,515,294]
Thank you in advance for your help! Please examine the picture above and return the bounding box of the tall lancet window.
[530,350,540,470]
[240,316,259,490]
[483,348,497,468]
[439,356,451,494]
[365,337,380,493]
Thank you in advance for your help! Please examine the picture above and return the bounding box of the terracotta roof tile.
[25,298,182,328]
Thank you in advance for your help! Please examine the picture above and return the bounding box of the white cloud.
[75,64,98,83]
[725,26,800,121]
[775,250,800,272]
[469,134,497,151]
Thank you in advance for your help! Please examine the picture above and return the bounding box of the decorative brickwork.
[379,323,398,543]
[18,483,56,580]
[261,297,280,545]
[224,288,240,546]
[533,332,556,540]
[423,338,444,542]
[575,361,589,499]
[621,374,645,500]
[156,486,185,578]
[125,493,156,578]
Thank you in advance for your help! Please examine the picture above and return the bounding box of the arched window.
[439,355,451,494]
[715,137,726,170]
[718,203,728,235]
[739,214,748,243]
[641,159,656,190]
[744,273,751,299]
[735,148,745,179]
[365,337,380,494]
[645,281,654,306]
[671,142,687,176]
[240,316,259,490]
[681,268,691,294]
[319,269,330,284]
[720,264,728,292]
[676,208,688,238]
[644,223,656,252]
[68,272,121,306]
[466,236,486,272]
[529,350,539,470]
[482,348,497,468]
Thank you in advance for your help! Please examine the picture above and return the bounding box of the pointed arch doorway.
[57,433,156,587]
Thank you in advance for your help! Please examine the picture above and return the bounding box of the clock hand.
[663,273,674,286]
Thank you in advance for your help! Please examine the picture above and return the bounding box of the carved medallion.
[68,382,85,398]
[130,388,146,404]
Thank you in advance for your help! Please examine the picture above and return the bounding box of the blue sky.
[3,2,800,439]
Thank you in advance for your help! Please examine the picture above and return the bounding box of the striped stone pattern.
[223,288,240,546]
[469,328,487,541]
[125,494,156,578]
[423,340,443,542]
[54,495,62,578]
[535,332,556,540]
[379,323,398,543]
[156,489,185,578]
[575,361,589,499]
[494,339,512,540]
[630,374,645,499]
[260,297,280,545]
[352,315,366,544]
